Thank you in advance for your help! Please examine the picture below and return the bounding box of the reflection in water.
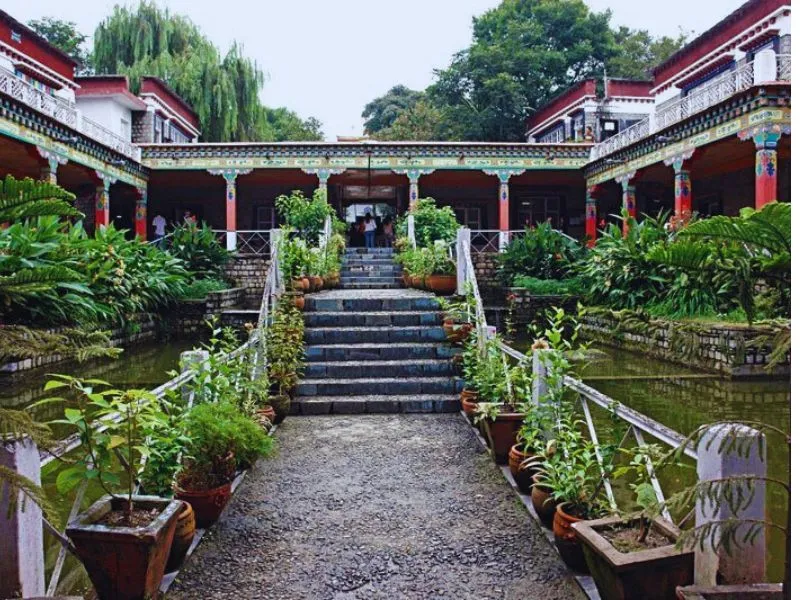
[583,345,790,583]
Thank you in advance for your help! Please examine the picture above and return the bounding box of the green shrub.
[398,197,459,246]
[179,278,229,300]
[512,276,578,296]
[168,222,230,278]
[499,222,582,284]
[275,188,334,245]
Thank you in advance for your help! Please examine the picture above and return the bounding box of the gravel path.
[169,414,584,600]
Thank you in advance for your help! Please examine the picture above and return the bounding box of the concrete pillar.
[94,180,111,229]
[0,437,45,598]
[303,168,344,203]
[456,227,470,295]
[585,185,599,246]
[695,423,767,586]
[615,172,637,237]
[484,168,524,250]
[36,147,66,185]
[674,168,692,225]
[134,187,147,240]
[208,168,252,252]
[755,144,778,209]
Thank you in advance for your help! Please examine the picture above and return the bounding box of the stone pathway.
[169,415,583,600]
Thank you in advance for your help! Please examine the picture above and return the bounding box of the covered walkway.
[169,415,583,600]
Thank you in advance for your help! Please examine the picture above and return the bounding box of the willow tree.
[92,2,319,142]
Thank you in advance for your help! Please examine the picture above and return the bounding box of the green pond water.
[1,337,202,597]
[549,343,789,583]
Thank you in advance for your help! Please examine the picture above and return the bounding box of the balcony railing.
[590,55,789,162]
[0,67,141,162]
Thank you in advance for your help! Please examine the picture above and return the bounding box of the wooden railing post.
[180,350,209,404]
[530,349,548,405]
[695,423,767,586]
[0,437,45,598]
[407,214,416,249]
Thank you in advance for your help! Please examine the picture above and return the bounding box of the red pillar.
[755,147,778,209]
[95,182,110,228]
[135,188,147,240]
[585,185,598,247]
[617,174,637,237]
[674,168,692,225]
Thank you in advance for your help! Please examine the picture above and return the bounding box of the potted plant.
[459,330,481,421]
[40,375,183,600]
[175,402,272,527]
[573,444,694,600]
[425,243,457,295]
[438,296,473,344]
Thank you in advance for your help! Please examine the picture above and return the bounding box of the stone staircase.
[292,247,461,415]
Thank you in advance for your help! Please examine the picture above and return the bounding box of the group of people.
[352,212,394,248]
[150,209,197,246]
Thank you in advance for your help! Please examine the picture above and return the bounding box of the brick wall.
[166,287,247,335]
[132,110,155,144]
[471,252,505,306]
[581,311,790,378]
[506,289,579,333]
[224,255,270,305]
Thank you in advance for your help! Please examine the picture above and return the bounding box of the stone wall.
[166,287,246,335]
[506,289,579,333]
[132,110,155,144]
[1,314,160,374]
[581,310,790,378]
[224,255,270,305]
[471,252,504,306]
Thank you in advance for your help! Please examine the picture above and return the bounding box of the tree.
[374,100,451,141]
[91,2,322,142]
[607,26,688,80]
[362,85,424,135]
[265,108,324,142]
[428,0,617,141]
[27,17,92,73]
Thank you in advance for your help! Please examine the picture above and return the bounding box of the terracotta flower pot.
[425,274,457,295]
[269,394,291,425]
[311,275,324,290]
[530,473,556,527]
[255,406,276,429]
[65,495,182,600]
[286,292,305,311]
[483,411,525,464]
[166,501,196,572]
[553,502,588,572]
[401,272,411,287]
[175,482,232,529]
[460,389,479,422]
[290,278,304,291]
[300,277,310,291]
[508,444,539,493]
[445,322,472,344]
[410,275,423,289]
[573,515,694,600]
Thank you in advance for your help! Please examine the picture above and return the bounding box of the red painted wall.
[607,80,652,98]
[0,14,75,81]
[526,80,597,132]
[140,77,200,131]
[653,0,788,88]
[75,76,130,96]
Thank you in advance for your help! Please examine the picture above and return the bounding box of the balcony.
[589,53,791,162]
[0,67,142,163]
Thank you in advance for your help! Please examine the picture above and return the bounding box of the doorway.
[343,202,397,247]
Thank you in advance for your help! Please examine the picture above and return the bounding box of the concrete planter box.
[573,515,694,600]
[676,584,784,599]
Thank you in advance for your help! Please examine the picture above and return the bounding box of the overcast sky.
[7,0,745,139]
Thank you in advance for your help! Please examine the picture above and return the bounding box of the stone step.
[340,267,402,276]
[296,376,462,397]
[342,258,396,266]
[345,247,394,255]
[304,358,456,379]
[340,276,402,285]
[343,254,396,261]
[305,310,441,327]
[291,394,460,415]
[305,325,446,345]
[305,342,458,362]
[341,282,403,289]
[306,295,440,312]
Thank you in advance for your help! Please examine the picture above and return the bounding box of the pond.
[578,344,788,583]
[1,336,204,597]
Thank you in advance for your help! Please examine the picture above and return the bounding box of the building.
[0,0,791,251]
[525,78,654,144]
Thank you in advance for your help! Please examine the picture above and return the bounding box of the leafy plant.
[167,222,230,278]
[397,198,459,246]
[178,277,229,300]
[0,174,80,221]
[275,188,334,245]
[430,242,456,275]
[499,222,582,284]
[512,276,579,296]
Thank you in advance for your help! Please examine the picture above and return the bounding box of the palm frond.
[0,266,83,296]
[0,465,57,522]
[680,203,790,254]
[0,175,79,222]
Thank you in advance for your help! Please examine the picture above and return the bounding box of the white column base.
[226,231,237,252]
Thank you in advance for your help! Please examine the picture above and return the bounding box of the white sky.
[8,0,745,140]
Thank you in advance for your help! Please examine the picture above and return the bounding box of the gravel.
[169,414,584,600]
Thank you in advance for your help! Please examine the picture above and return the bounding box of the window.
[153,114,163,142]
[255,206,275,229]
[14,69,54,96]
[517,195,561,228]
[453,206,482,229]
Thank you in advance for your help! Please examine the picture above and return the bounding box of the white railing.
[468,229,577,253]
[80,115,141,162]
[0,66,141,162]
[211,229,273,254]
[407,214,417,249]
[37,229,284,595]
[590,54,792,161]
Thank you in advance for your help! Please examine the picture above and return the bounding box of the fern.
[0,175,80,222]
[0,326,118,363]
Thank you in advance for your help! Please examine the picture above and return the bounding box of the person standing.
[382,218,395,247]
[152,213,167,247]
[363,212,377,248]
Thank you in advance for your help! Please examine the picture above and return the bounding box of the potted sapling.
[573,443,694,600]
[39,375,183,600]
